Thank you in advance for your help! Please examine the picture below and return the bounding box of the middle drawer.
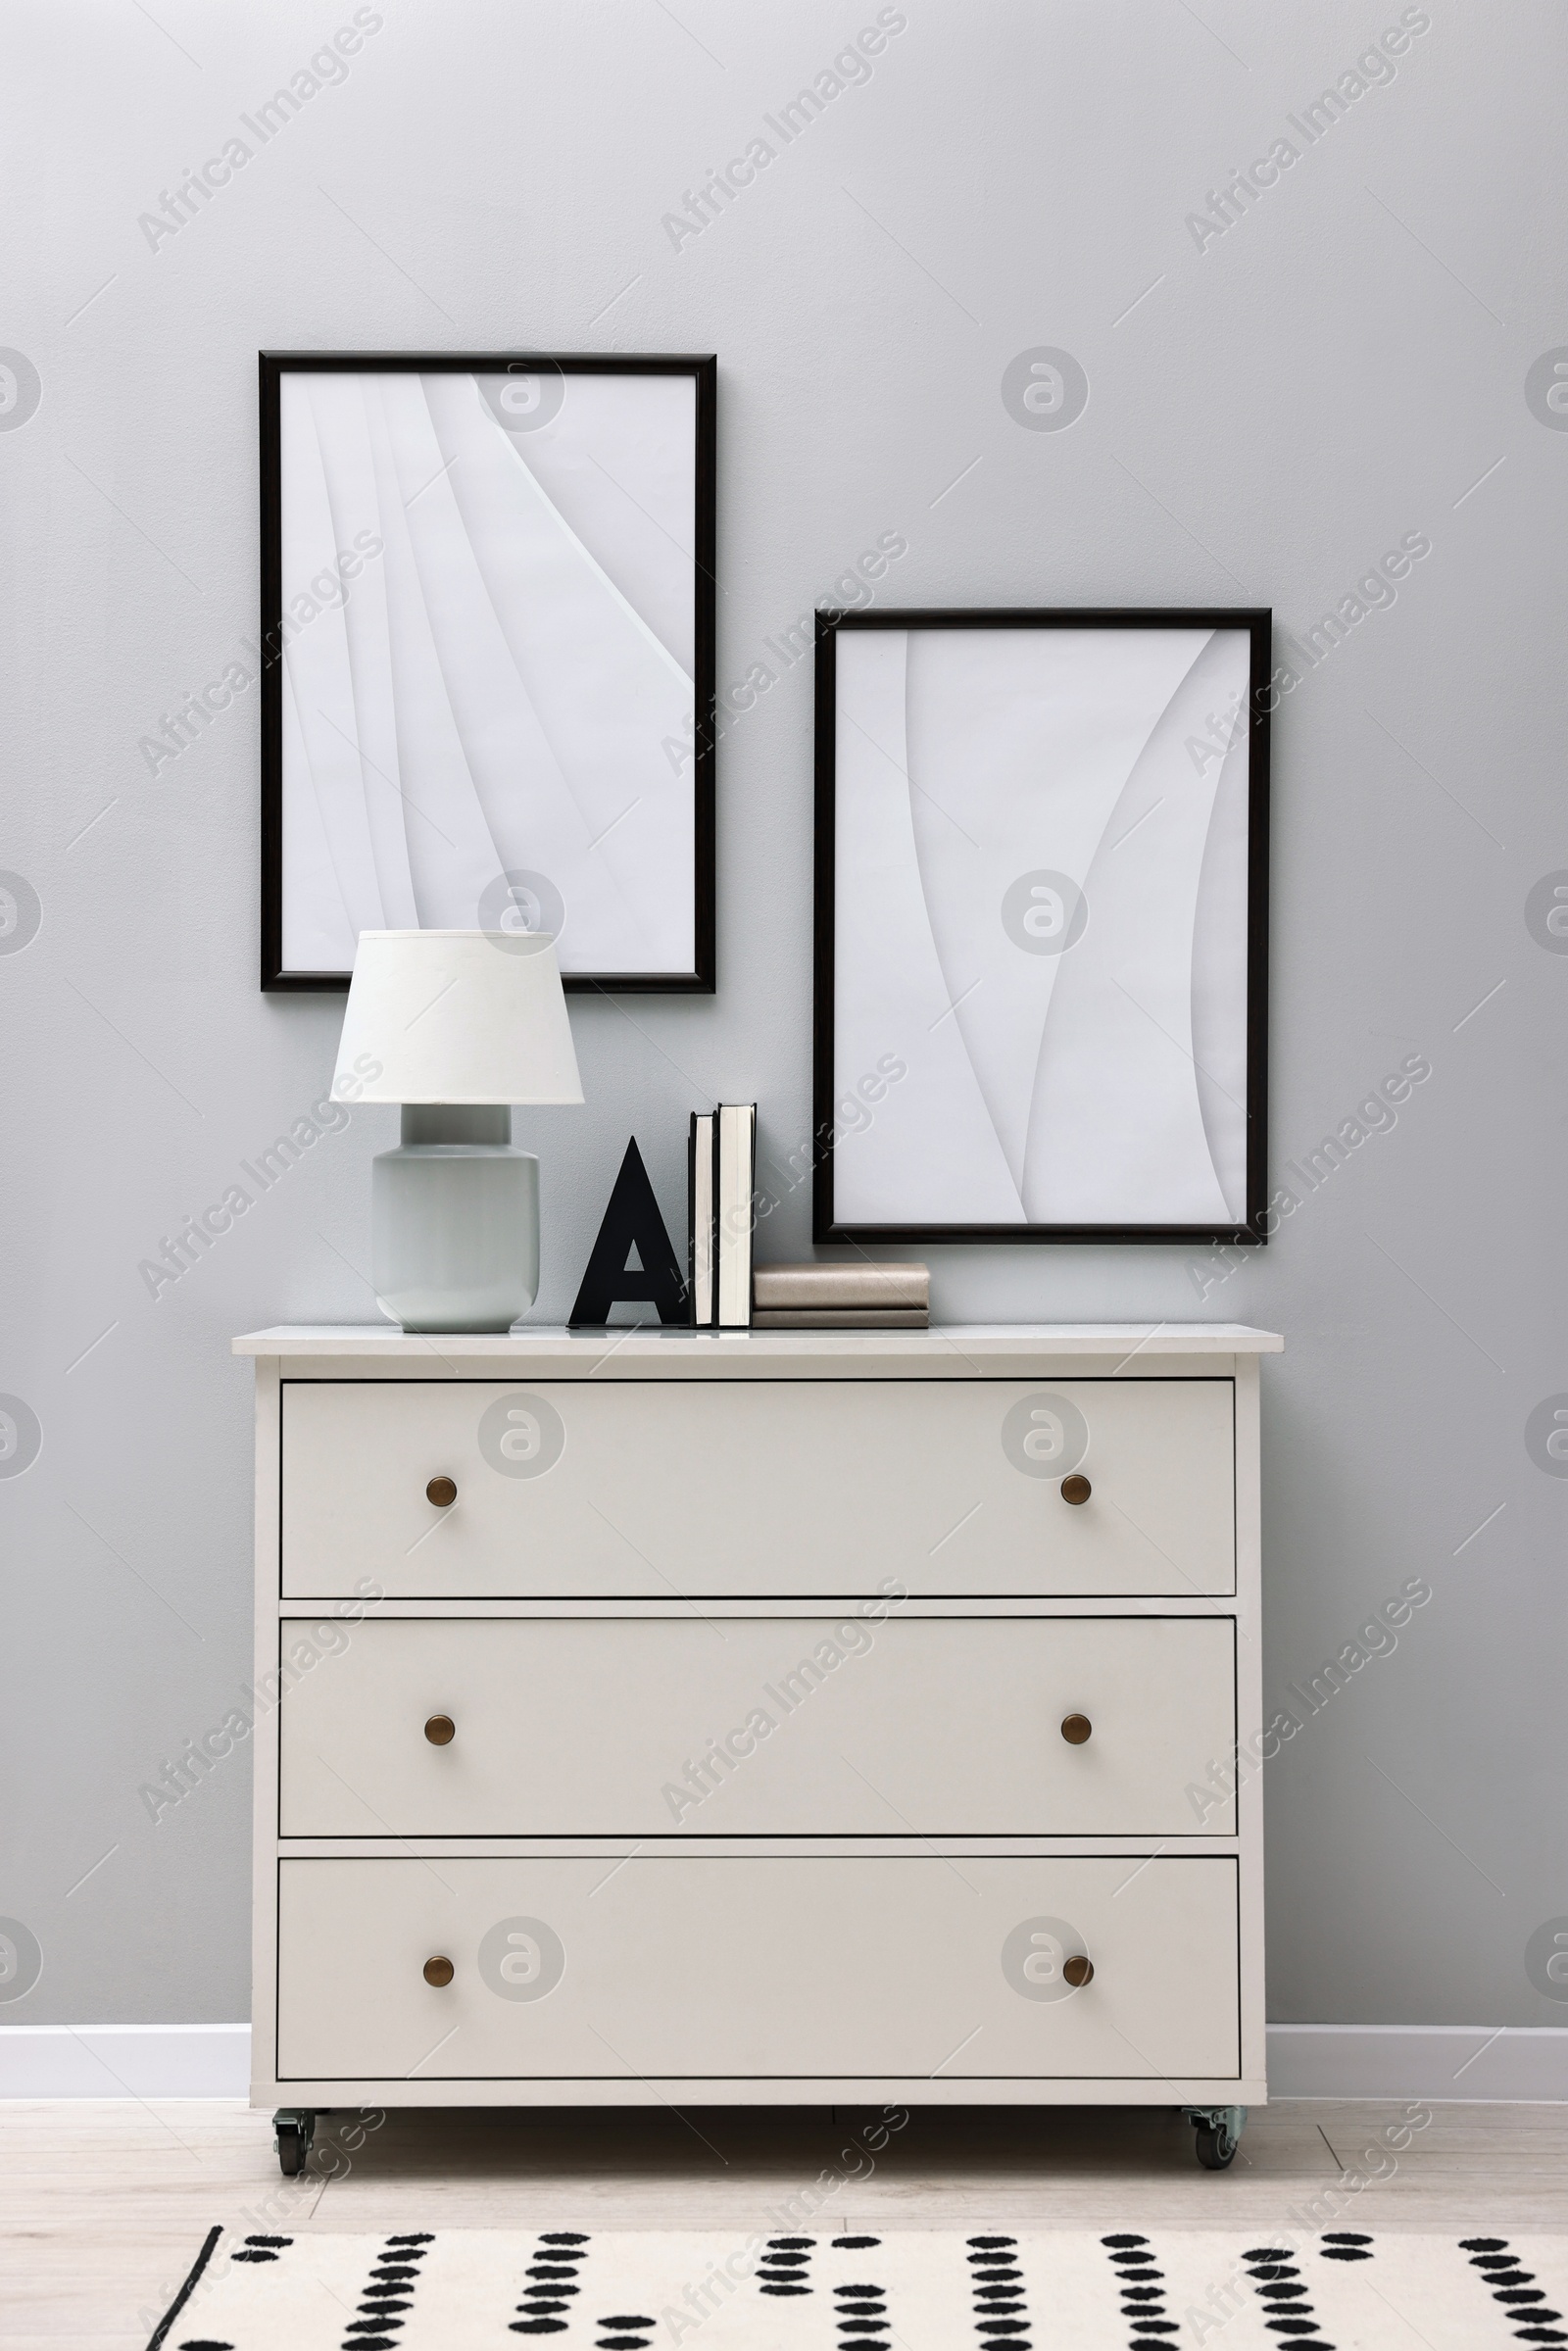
[277,1615,1236,1837]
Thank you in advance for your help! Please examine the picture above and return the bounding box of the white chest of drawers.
[235,1322,1279,2170]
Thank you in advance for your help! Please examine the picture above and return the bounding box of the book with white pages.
[715,1103,756,1329]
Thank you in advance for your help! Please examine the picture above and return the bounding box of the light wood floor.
[4,2097,1566,2349]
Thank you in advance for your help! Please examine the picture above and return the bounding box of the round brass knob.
[424,1715,456,1746]
[422,1955,454,1987]
[1060,1474,1092,1505]
[1063,1953,1094,1988]
[426,1476,458,1507]
[1060,1713,1093,1745]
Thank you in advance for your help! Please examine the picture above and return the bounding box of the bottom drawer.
[275,1855,1239,2082]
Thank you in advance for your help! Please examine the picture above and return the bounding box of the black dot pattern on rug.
[834,2237,881,2249]
[1102,2233,1176,2342]
[1319,2234,1373,2263]
[835,2267,892,2340]
[231,2232,293,2264]
[966,2233,1031,2347]
[594,2315,654,2350]
[339,2232,432,2351]
[1240,2246,1335,2345]
[1460,2236,1568,2343]
[758,2235,815,2296]
[511,2231,590,2336]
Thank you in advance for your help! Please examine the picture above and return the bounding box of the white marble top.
[233,1322,1282,1360]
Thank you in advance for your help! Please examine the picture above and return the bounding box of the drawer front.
[275,1854,1239,2082]
[278,1615,1236,1837]
[281,1378,1235,1598]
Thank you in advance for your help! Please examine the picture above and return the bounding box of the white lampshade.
[330,930,584,1105]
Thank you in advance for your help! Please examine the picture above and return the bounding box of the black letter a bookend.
[568,1138,689,1326]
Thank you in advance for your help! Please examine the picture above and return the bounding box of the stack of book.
[687,1105,757,1329]
[752,1262,929,1329]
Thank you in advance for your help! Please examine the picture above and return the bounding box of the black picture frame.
[812,607,1272,1247]
[259,350,716,995]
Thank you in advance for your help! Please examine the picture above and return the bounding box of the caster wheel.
[273,2109,317,2178]
[1183,2104,1246,2170]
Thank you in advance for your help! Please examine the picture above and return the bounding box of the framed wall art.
[813,608,1271,1244]
[259,351,715,992]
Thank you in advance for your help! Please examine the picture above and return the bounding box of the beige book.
[753,1261,929,1310]
[751,1307,929,1329]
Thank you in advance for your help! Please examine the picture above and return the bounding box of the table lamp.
[330,929,584,1334]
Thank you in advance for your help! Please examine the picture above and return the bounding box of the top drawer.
[280,1377,1234,1598]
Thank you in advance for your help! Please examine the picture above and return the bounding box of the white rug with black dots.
[146,2225,1568,2350]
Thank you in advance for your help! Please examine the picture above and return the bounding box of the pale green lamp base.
[371,1106,539,1334]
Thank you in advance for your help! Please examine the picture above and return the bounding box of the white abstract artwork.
[826,620,1264,1235]
[268,363,708,985]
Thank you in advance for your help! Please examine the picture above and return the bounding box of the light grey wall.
[2,0,1563,2033]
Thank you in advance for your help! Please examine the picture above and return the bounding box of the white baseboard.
[2,2022,1565,2102]
[0,2024,250,2099]
[1266,2024,1568,2102]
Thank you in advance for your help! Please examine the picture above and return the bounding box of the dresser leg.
[273,2108,318,2177]
[1183,2105,1246,2169]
